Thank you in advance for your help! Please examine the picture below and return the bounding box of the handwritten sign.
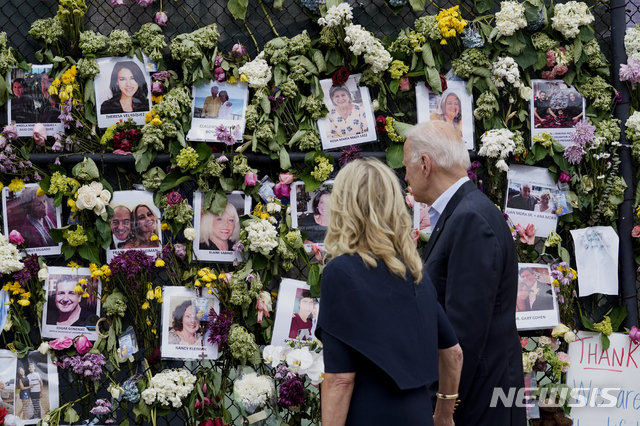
[566,331,640,425]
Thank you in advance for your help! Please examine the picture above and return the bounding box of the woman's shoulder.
[100,97,121,114]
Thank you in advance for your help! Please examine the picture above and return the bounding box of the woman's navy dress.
[316,254,458,425]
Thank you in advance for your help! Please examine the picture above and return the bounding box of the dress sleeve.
[322,330,357,373]
[437,303,458,349]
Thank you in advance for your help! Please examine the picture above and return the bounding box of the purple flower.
[231,43,247,58]
[12,254,39,284]
[214,67,225,82]
[273,183,291,199]
[110,0,126,5]
[166,191,182,206]
[619,59,640,84]
[151,81,165,96]
[615,91,623,103]
[278,375,305,408]
[58,353,106,381]
[471,160,481,169]
[151,71,172,82]
[109,250,155,287]
[207,309,234,347]
[215,125,234,145]
[3,125,18,141]
[558,172,571,183]
[135,0,153,7]
[214,54,223,67]
[217,155,228,163]
[570,120,595,146]
[154,11,168,26]
[232,241,244,254]
[338,145,362,165]
[563,144,585,165]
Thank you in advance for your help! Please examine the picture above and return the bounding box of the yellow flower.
[152,328,157,334]
[260,212,270,220]
[228,76,238,84]
[61,65,77,84]
[218,273,227,280]
[154,286,162,300]
[68,178,81,188]
[142,301,150,310]
[0,182,3,191]
[208,289,213,294]
[82,292,89,298]
[74,284,84,293]
[78,278,87,285]
[67,261,80,269]
[155,259,165,267]
[161,222,170,231]
[36,187,46,197]
[150,234,159,242]
[21,292,30,299]
[145,111,156,123]
[197,269,207,278]
[195,280,202,287]
[146,289,155,300]
[67,199,78,212]
[8,178,25,193]
[17,299,30,307]
[205,273,216,282]
[240,74,248,82]
[146,319,151,325]
[151,95,163,103]
[150,117,162,126]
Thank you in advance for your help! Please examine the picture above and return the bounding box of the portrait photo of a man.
[507,183,537,211]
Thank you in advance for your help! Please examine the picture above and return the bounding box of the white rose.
[93,198,106,216]
[38,266,48,281]
[183,227,196,241]
[76,192,97,210]
[88,181,104,196]
[564,331,577,343]
[99,189,111,203]
[37,341,50,355]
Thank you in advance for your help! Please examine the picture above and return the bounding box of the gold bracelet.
[436,392,459,400]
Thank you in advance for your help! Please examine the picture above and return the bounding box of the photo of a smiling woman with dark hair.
[45,278,96,327]
[100,61,149,114]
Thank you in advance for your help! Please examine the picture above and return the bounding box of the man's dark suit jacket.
[423,180,526,426]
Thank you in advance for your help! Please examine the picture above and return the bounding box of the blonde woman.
[316,158,463,426]
[199,202,240,251]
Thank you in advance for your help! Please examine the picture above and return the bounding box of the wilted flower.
[231,43,247,58]
[33,123,47,146]
[244,172,258,187]
[154,12,168,26]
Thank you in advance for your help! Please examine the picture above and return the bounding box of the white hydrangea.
[344,24,392,74]
[551,1,594,39]
[491,56,524,89]
[0,232,24,274]
[479,129,516,172]
[238,52,272,89]
[244,219,278,255]
[233,372,274,412]
[317,2,353,27]
[75,181,111,217]
[626,111,640,137]
[624,25,640,60]
[141,368,196,409]
[495,1,527,37]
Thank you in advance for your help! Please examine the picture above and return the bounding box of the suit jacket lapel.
[422,181,476,261]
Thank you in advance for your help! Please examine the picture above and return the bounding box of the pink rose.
[154,11,168,26]
[214,67,225,82]
[49,336,74,350]
[244,172,258,187]
[112,149,133,156]
[630,326,640,344]
[75,335,93,354]
[632,226,640,238]
[8,230,24,245]
[279,172,295,185]
[33,123,47,146]
[556,352,571,372]
[558,172,571,183]
[3,125,18,141]
[136,0,153,7]
[167,191,182,206]
[273,183,291,199]
[517,223,536,245]
[398,77,411,92]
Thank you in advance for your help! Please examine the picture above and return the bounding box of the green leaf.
[133,148,153,173]
[601,334,610,351]
[227,0,249,20]
[211,191,228,215]
[389,79,399,94]
[408,0,426,12]
[573,37,583,63]
[159,173,192,192]
[475,0,493,13]
[421,46,435,68]
[425,67,441,93]
[72,157,100,180]
[386,143,404,169]
[279,146,291,170]
[219,177,235,192]
[64,406,80,423]
[608,306,628,331]
[307,264,320,295]
[311,49,327,74]
[394,120,413,139]
[558,246,570,263]
[78,244,100,264]
[62,244,76,260]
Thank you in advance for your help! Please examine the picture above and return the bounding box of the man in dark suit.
[403,121,526,426]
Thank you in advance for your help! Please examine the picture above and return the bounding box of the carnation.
[233,372,274,413]
[478,129,516,165]
[551,1,594,39]
[0,232,24,274]
[495,1,527,37]
[141,369,196,408]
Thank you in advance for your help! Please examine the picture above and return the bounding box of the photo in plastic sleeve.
[413,202,431,236]
[271,278,320,347]
[94,56,151,128]
[317,74,377,150]
[193,191,251,262]
[161,286,220,360]
[515,263,559,331]
[106,190,162,262]
[13,351,59,425]
[0,350,17,421]
[2,183,62,256]
[7,64,64,137]
[505,164,559,238]
[416,79,474,150]
[530,79,585,147]
[290,180,333,251]
[187,81,249,142]
[0,290,9,331]
[41,266,101,340]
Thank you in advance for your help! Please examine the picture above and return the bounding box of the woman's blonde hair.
[324,157,423,283]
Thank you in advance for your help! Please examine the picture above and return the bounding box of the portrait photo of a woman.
[99,60,150,115]
[327,85,368,140]
[297,189,331,244]
[199,201,240,251]
[430,91,462,135]
[123,204,160,249]
[45,278,95,327]
[167,300,202,346]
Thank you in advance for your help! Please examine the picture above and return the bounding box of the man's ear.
[420,154,431,178]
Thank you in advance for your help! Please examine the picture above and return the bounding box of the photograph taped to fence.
[94,56,151,128]
[2,183,62,256]
[271,278,319,347]
[41,266,101,340]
